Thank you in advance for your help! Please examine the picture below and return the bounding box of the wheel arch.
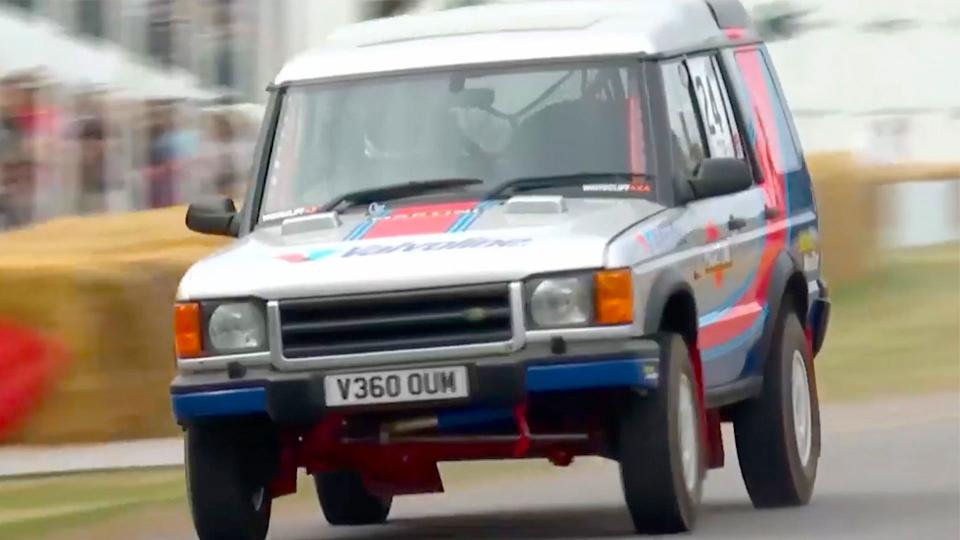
[643,269,703,397]
[643,268,699,348]
[747,250,809,378]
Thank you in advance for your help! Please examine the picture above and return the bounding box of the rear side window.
[726,46,813,212]
[731,48,802,174]
[660,61,706,176]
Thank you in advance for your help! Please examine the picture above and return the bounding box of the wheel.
[618,333,704,534]
[733,303,821,507]
[315,470,392,525]
[186,422,275,540]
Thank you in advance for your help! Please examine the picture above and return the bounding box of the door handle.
[727,215,748,231]
[764,205,781,220]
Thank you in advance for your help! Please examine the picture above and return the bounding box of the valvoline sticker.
[278,236,532,263]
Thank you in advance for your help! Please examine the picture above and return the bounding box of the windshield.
[259,61,652,223]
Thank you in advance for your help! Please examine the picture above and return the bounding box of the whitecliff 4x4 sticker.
[262,205,323,222]
[582,183,652,193]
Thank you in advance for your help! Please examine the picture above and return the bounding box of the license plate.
[324,366,469,407]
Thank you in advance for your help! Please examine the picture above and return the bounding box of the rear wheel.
[618,333,704,534]
[734,305,821,507]
[315,470,393,526]
[186,421,275,540]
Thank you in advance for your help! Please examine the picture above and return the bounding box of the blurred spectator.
[0,0,272,230]
[205,112,241,199]
[9,73,58,142]
[1,77,21,152]
[0,157,35,228]
[145,103,177,208]
[76,118,122,214]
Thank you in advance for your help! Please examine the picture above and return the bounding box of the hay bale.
[806,152,878,284]
[0,208,228,444]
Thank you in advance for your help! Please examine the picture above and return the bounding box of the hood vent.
[281,212,342,236]
[503,195,567,215]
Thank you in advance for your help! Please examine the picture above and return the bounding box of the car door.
[660,55,767,389]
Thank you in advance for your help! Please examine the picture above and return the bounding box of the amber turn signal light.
[594,269,633,325]
[174,302,202,358]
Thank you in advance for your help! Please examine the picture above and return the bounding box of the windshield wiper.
[484,172,653,199]
[323,178,484,211]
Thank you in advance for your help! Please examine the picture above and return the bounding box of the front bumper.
[171,338,660,425]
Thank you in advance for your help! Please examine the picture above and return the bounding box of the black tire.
[733,304,821,508]
[315,470,393,526]
[619,333,704,534]
[186,422,275,540]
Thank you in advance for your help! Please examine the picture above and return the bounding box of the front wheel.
[186,421,276,540]
[734,305,821,507]
[618,333,704,534]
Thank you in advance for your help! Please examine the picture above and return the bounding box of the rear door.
[719,46,819,379]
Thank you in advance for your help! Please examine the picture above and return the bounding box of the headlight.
[528,276,593,328]
[525,269,634,329]
[207,302,267,353]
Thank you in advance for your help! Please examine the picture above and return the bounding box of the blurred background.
[0,1,956,539]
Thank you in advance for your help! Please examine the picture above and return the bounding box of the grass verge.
[816,243,960,401]
[0,469,184,539]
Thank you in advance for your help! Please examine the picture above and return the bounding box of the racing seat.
[499,98,631,181]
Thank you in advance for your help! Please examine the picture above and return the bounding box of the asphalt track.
[253,394,959,540]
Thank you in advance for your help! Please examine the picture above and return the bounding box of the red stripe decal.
[725,28,746,40]
[699,302,764,349]
[627,95,645,173]
[734,48,789,305]
[360,200,481,239]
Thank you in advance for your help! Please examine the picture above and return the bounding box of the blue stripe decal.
[345,207,394,240]
[437,408,513,431]
[447,209,476,232]
[449,200,497,233]
[526,358,659,393]
[172,387,266,421]
[701,307,768,361]
[345,220,373,240]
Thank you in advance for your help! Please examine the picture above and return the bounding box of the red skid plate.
[278,406,599,497]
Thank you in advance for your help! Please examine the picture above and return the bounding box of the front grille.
[278,284,513,358]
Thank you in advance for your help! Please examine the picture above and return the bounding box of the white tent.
[0,6,222,101]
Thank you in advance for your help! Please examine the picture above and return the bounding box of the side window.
[686,55,745,161]
[708,57,746,160]
[660,61,706,176]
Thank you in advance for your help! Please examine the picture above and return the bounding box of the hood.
[177,197,665,300]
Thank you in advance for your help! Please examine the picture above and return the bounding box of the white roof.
[275,0,724,84]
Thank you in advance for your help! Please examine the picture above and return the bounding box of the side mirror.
[687,158,753,201]
[186,198,239,237]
